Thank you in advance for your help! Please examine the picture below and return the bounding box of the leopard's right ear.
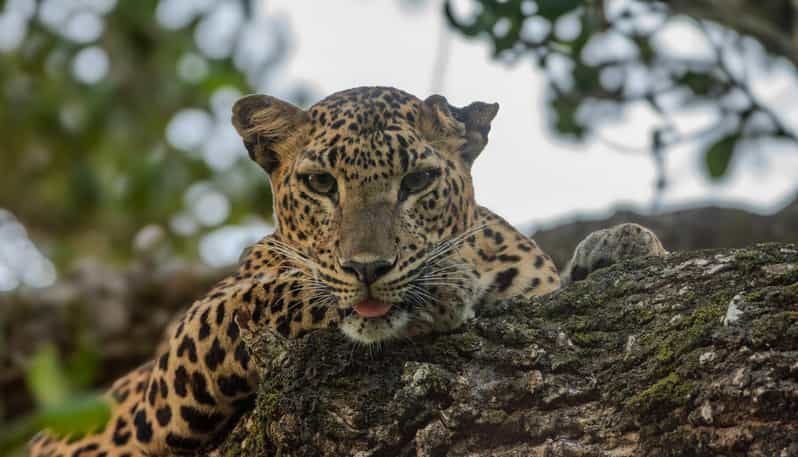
[232,94,310,174]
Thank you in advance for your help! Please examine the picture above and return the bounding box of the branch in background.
[662,0,798,65]
[444,0,798,194]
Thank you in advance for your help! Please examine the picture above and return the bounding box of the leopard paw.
[561,223,666,285]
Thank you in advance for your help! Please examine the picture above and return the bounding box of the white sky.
[263,0,798,228]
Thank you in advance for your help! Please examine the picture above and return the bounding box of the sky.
[263,0,798,229]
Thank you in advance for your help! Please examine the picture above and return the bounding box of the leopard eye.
[302,173,337,196]
[400,169,439,200]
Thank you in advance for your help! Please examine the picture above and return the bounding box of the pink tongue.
[354,299,392,318]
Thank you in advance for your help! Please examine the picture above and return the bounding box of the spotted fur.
[29,87,664,457]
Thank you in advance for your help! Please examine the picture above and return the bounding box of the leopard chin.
[340,307,412,344]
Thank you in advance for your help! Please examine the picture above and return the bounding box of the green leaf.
[26,345,72,408]
[677,71,719,96]
[64,337,101,390]
[35,394,111,437]
[0,394,111,454]
[536,0,581,19]
[704,134,740,179]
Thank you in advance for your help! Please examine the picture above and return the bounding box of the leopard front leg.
[28,234,339,457]
[461,207,562,307]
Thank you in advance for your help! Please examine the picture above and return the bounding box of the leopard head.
[232,87,498,343]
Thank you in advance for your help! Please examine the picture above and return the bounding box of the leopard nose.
[341,259,394,285]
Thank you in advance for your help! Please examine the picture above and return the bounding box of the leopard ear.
[232,94,309,174]
[419,94,499,167]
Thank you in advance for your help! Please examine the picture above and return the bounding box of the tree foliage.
[444,0,798,191]
[0,0,306,267]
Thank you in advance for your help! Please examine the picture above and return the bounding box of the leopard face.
[233,87,499,343]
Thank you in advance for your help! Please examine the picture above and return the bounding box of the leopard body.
[29,87,664,457]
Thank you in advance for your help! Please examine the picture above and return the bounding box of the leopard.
[28,86,665,457]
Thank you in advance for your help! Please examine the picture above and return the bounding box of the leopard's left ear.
[419,94,499,167]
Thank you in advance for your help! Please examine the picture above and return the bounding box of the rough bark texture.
[218,243,798,457]
[531,195,798,270]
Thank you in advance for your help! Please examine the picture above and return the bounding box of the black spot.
[227,318,240,342]
[252,296,265,323]
[216,301,226,325]
[328,148,338,167]
[534,255,544,269]
[498,254,521,263]
[270,298,284,314]
[174,320,185,338]
[177,336,198,363]
[232,393,257,413]
[158,352,169,370]
[493,267,519,293]
[72,442,99,457]
[234,342,250,371]
[112,418,130,446]
[173,366,189,397]
[310,306,326,324]
[133,409,153,443]
[274,316,290,337]
[166,432,202,451]
[156,406,172,426]
[204,338,227,371]
[217,374,251,397]
[198,308,212,341]
[190,371,216,406]
[399,147,409,172]
[147,380,157,406]
[180,405,225,433]
[159,377,168,398]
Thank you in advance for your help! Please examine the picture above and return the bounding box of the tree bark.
[217,243,798,457]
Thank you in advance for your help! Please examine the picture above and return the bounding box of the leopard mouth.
[353,297,393,318]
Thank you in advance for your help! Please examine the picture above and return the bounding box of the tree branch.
[218,243,798,456]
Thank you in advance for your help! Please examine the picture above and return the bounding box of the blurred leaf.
[0,394,110,455]
[26,346,71,408]
[677,71,719,96]
[35,394,111,437]
[549,95,585,139]
[704,134,740,179]
[64,336,101,390]
[536,0,581,19]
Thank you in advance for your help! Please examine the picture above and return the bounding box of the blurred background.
[1,0,797,452]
